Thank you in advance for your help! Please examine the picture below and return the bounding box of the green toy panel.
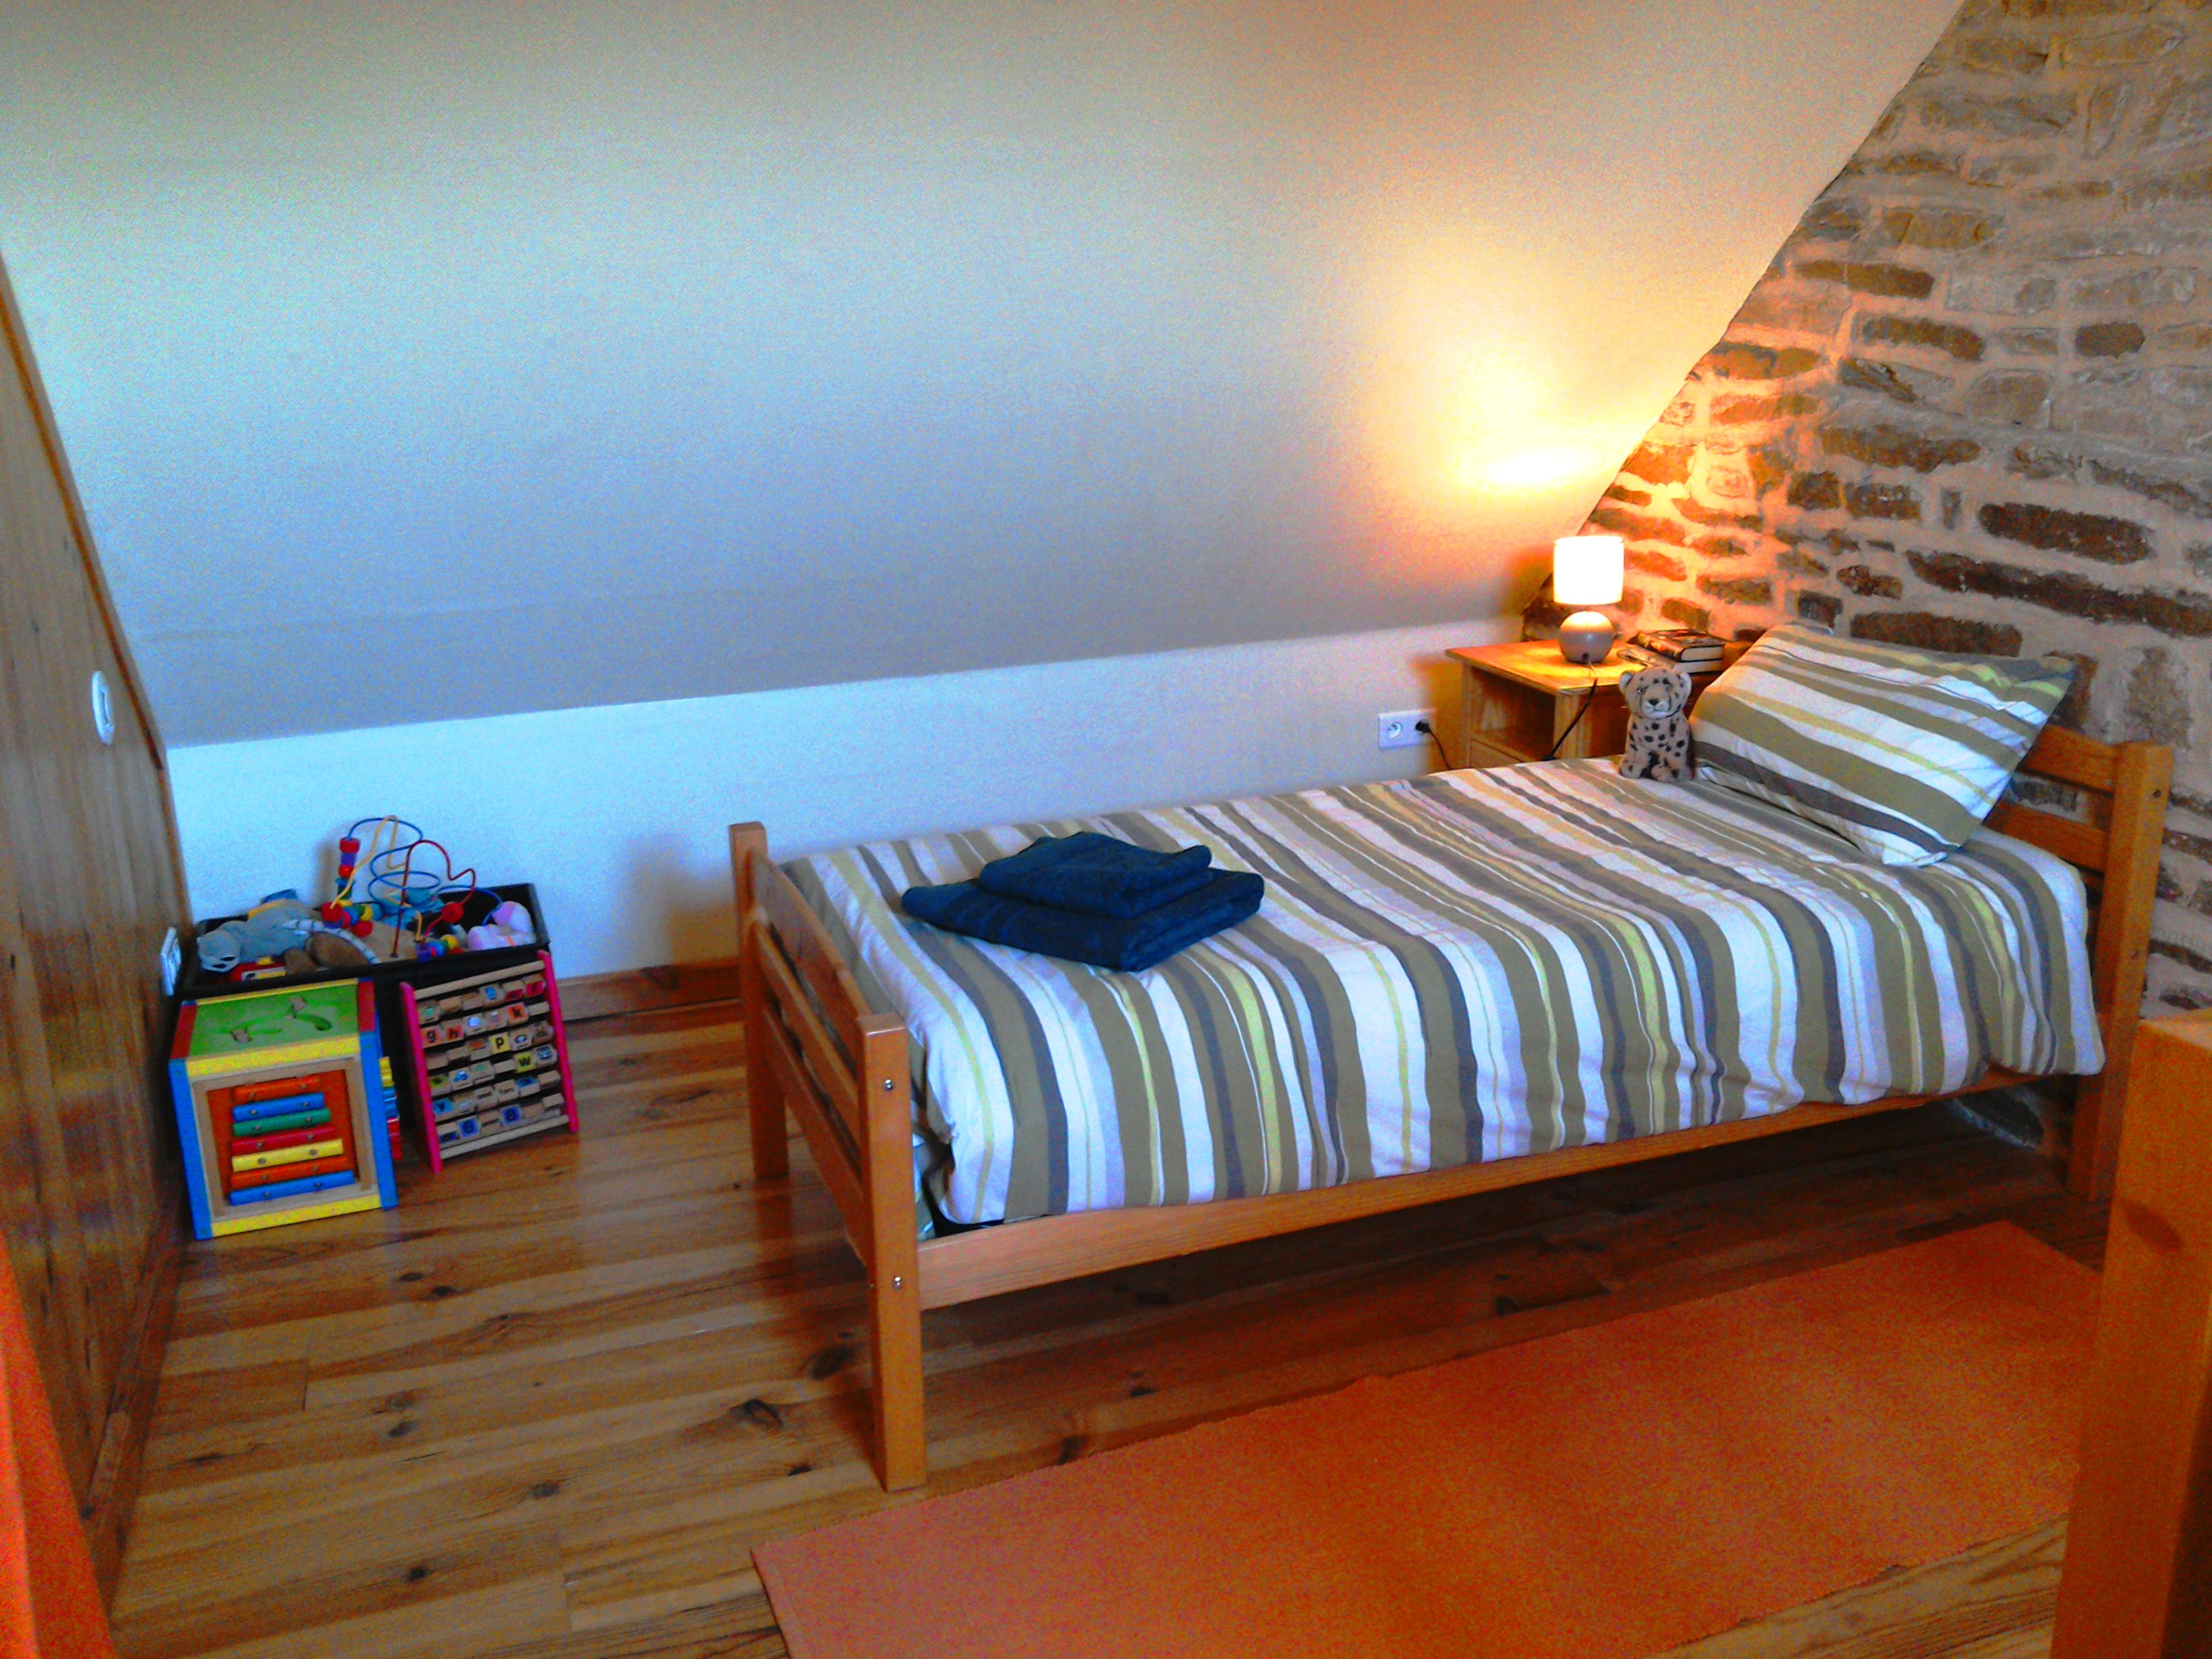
[187,983,361,1057]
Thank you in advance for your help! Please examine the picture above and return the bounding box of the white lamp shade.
[1553,535,1624,607]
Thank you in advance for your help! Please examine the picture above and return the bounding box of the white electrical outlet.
[1377,708,1433,750]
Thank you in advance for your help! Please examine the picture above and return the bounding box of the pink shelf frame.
[402,949,579,1174]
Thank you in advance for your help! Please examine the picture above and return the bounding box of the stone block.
[2051,651,2098,731]
[1675,500,1765,531]
[1731,283,1851,335]
[1845,482,1923,519]
[1851,611,2023,655]
[1802,197,1867,238]
[1914,87,2078,139]
[2032,223,2198,260]
[1603,483,1654,508]
[1711,392,1820,426]
[1839,564,1906,598]
[2124,165,2212,210]
[1944,31,2053,76]
[1626,547,1689,582]
[2068,268,2200,308]
[1698,574,1774,607]
[2123,645,2195,745]
[1797,260,1938,299]
[1620,443,1694,485]
[2154,365,2212,414]
[2087,81,2132,160]
[2076,321,2147,356]
[1589,505,1690,546]
[1880,206,2003,249]
[1997,327,2062,356]
[1659,597,1713,632]
[2059,20,2184,68]
[1963,369,2053,424]
[1908,548,2212,635]
[2150,74,2212,150]
[1704,463,1756,500]
[1788,472,1843,510]
[1855,314,1986,361]
[2007,447,2212,519]
[1818,424,1984,471]
[1841,356,1951,406]
[1704,342,1822,381]
[1946,271,2057,313]
[1978,500,2153,560]
[2086,458,2212,520]
[1797,591,1843,627]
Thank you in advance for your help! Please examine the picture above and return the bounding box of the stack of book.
[1620,630,1727,672]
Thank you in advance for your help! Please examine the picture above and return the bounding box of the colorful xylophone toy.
[169,981,400,1238]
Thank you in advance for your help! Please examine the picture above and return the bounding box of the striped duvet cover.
[784,761,2101,1228]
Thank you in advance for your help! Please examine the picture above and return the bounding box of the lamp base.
[1557,611,1616,666]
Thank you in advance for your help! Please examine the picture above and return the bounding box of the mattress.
[784,760,2102,1227]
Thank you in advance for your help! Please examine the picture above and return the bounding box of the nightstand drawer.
[1445,640,1745,772]
[1458,730,1547,771]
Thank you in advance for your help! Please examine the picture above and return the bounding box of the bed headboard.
[1989,728,2171,1200]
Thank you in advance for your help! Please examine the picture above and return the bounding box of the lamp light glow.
[1553,534,1623,665]
[1553,535,1624,605]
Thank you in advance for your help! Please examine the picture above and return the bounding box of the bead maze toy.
[401,951,579,1169]
[322,816,493,962]
[168,981,400,1239]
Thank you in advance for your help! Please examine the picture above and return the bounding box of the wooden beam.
[916,1081,2025,1309]
[2069,741,2172,1200]
[731,826,789,1185]
[2022,722,2120,794]
[1986,800,2108,872]
[79,1202,181,1596]
[861,1017,926,1492]
[2051,1012,2212,1659]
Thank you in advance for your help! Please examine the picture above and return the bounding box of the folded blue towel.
[902,869,1263,972]
[975,832,1214,918]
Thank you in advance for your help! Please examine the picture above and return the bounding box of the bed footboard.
[729,824,925,1490]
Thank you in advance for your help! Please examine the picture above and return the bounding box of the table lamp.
[1553,535,1624,665]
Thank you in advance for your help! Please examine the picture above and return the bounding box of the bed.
[731,724,2170,1491]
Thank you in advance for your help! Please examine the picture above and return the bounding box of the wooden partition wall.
[2051,1010,2212,1659]
[0,251,191,1592]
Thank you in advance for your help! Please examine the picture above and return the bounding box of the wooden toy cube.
[168,981,400,1239]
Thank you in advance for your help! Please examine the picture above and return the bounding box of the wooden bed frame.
[730,728,2172,1491]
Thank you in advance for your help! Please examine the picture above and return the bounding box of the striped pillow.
[1689,623,2074,867]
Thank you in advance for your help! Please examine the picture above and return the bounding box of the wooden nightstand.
[1444,640,1748,771]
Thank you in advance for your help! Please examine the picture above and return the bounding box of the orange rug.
[756,1223,2097,1659]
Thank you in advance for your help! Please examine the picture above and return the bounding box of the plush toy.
[194,893,323,974]
[1618,665,1695,782]
[464,900,537,954]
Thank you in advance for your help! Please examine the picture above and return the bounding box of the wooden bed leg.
[731,823,788,1184]
[861,1015,927,1491]
[2050,1013,2212,1659]
[2068,743,2171,1200]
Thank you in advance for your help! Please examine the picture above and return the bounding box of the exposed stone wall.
[1534,0,2212,1016]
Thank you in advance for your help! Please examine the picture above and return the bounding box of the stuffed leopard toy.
[1618,665,1694,781]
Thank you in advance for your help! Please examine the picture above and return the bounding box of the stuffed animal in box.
[1618,665,1694,781]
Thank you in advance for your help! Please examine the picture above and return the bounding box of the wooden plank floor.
[110,972,2109,1658]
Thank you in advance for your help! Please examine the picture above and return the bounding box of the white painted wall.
[170,617,1513,975]
[2,0,1957,745]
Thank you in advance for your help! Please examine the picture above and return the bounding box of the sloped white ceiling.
[0,0,1955,743]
